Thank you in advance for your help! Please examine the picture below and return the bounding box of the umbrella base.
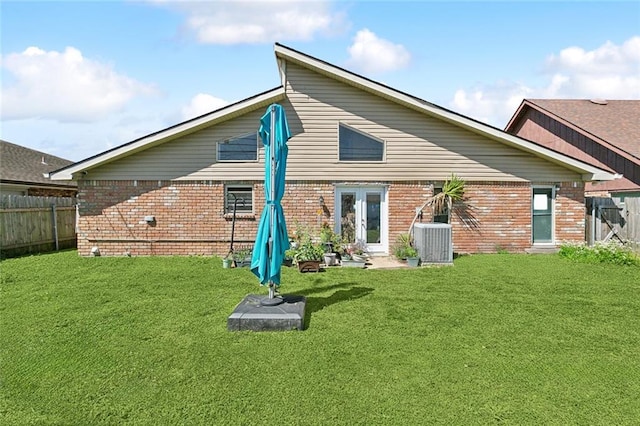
[227,294,306,332]
[260,295,284,306]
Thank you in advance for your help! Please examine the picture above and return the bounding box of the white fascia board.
[50,88,285,180]
[275,45,617,182]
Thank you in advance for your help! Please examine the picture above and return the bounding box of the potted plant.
[232,247,252,268]
[283,248,295,267]
[345,240,370,263]
[393,234,420,266]
[405,246,420,267]
[341,256,366,268]
[291,238,324,272]
[287,224,325,272]
[319,222,342,266]
[222,254,233,269]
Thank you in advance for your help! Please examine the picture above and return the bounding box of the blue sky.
[2,0,639,162]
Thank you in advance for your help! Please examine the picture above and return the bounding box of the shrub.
[393,233,419,260]
[288,223,324,262]
[559,240,640,266]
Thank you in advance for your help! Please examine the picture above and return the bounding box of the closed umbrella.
[250,103,291,305]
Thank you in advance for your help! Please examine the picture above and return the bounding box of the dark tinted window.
[218,133,258,161]
[339,124,384,161]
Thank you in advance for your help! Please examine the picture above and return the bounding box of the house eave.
[49,87,286,181]
[274,44,615,182]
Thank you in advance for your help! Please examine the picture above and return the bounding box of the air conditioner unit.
[414,223,453,264]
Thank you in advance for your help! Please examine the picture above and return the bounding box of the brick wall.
[555,181,586,242]
[388,181,585,254]
[387,181,433,247]
[77,180,335,257]
[77,179,585,256]
[27,187,76,197]
[450,182,532,253]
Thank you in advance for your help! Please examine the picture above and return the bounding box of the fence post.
[51,203,59,251]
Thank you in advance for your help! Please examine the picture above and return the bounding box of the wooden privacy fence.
[586,196,640,253]
[0,195,77,257]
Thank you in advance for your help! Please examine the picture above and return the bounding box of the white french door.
[335,186,388,254]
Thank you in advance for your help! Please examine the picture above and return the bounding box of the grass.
[1,251,639,425]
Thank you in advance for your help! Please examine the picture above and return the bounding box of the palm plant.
[407,173,466,237]
[430,174,465,223]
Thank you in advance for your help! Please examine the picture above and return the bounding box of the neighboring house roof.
[505,99,639,193]
[1,140,77,189]
[50,45,617,182]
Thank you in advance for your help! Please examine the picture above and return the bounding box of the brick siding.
[77,179,585,256]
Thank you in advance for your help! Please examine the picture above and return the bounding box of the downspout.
[590,198,596,246]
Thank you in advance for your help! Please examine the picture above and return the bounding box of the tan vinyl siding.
[88,61,581,183]
[282,62,579,182]
[87,110,268,181]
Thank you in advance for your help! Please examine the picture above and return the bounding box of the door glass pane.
[366,193,381,244]
[340,192,356,244]
[533,188,553,242]
[533,215,552,242]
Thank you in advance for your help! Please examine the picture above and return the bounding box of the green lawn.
[1,252,639,425]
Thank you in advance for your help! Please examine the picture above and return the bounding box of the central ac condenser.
[413,223,453,264]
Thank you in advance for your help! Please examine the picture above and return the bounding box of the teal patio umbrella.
[250,103,291,305]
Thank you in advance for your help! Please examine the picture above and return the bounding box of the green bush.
[392,233,419,259]
[559,240,640,266]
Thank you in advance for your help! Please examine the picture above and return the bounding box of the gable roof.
[1,140,76,188]
[506,99,640,163]
[49,87,285,180]
[50,44,617,182]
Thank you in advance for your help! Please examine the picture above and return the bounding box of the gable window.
[217,133,259,162]
[225,185,253,214]
[339,123,384,162]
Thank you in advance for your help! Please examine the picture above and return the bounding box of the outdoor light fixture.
[144,215,155,224]
[319,196,325,206]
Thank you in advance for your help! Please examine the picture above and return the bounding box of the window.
[225,186,253,214]
[339,124,384,161]
[217,133,258,162]
[433,187,449,224]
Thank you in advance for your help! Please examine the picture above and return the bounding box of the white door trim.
[335,185,388,255]
[532,185,556,245]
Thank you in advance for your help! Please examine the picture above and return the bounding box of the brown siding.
[512,108,640,194]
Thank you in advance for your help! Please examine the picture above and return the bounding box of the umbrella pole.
[265,105,283,304]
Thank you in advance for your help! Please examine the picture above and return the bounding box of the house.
[505,99,639,197]
[1,140,77,197]
[505,99,639,246]
[49,44,616,257]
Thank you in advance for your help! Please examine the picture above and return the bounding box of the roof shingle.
[0,140,77,187]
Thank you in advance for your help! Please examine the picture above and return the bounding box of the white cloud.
[546,36,640,75]
[1,46,156,123]
[346,29,411,74]
[155,0,348,44]
[449,36,640,127]
[452,82,534,126]
[181,93,229,120]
